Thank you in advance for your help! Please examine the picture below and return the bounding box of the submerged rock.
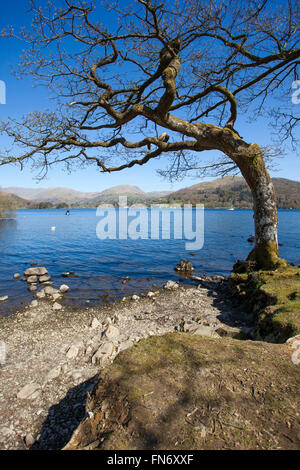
[175,259,194,273]
[59,284,70,293]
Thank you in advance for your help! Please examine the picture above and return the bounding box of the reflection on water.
[0,208,299,316]
[0,218,17,246]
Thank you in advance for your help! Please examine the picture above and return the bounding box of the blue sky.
[0,0,299,193]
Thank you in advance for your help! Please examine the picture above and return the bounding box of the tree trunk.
[235,144,287,270]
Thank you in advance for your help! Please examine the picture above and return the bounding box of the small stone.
[62,272,70,277]
[53,302,62,311]
[59,284,70,293]
[132,295,140,301]
[36,291,46,300]
[0,296,8,302]
[17,383,40,400]
[46,365,62,382]
[164,280,179,290]
[24,434,35,447]
[0,426,13,437]
[13,273,20,280]
[147,291,156,298]
[30,300,38,308]
[66,345,79,360]
[90,317,101,329]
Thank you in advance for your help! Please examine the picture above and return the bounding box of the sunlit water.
[0,208,299,316]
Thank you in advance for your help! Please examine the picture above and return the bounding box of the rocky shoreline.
[0,275,257,450]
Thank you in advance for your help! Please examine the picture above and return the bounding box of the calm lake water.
[0,208,299,316]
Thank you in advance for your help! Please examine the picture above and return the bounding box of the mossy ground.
[229,265,300,342]
[65,333,300,450]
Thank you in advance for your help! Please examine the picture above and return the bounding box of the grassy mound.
[65,333,300,450]
[230,266,300,342]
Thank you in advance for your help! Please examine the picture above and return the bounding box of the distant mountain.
[162,176,300,209]
[2,185,171,206]
[98,185,145,196]
[3,186,97,204]
[3,177,300,209]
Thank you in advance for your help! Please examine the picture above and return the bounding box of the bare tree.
[0,0,299,269]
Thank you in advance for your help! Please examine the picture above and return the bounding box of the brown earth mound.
[65,333,300,450]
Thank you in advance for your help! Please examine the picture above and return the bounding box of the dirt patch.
[0,279,254,450]
[65,333,300,450]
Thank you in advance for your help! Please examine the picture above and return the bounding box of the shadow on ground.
[31,375,98,450]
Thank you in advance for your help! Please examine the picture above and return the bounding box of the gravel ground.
[0,278,255,450]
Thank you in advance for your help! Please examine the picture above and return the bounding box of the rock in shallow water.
[175,259,194,273]
[24,267,48,277]
[59,284,70,293]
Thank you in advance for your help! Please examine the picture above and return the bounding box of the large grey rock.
[17,383,41,400]
[104,324,120,339]
[92,342,114,365]
[24,267,48,277]
[190,325,220,338]
[215,325,243,338]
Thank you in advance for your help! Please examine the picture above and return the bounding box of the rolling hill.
[2,177,300,209]
[162,176,300,209]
